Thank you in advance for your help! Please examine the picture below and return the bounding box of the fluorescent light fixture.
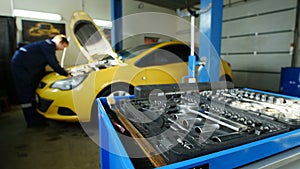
[13,9,62,21]
[93,19,112,28]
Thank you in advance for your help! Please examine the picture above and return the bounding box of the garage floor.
[3,105,300,169]
[0,105,99,169]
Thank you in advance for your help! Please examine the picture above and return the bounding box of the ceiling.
[135,0,201,10]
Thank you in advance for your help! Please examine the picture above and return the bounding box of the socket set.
[109,88,300,165]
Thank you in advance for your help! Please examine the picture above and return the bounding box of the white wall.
[0,0,13,16]
[121,0,178,48]
[222,0,297,92]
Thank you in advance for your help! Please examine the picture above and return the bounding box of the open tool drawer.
[97,87,300,169]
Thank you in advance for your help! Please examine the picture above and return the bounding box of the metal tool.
[187,107,248,132]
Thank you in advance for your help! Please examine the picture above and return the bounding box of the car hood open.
[66,11,122,76]
[70,10,119,62]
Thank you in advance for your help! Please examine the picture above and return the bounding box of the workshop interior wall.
[222,0,297,92]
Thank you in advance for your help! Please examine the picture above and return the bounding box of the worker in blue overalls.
[11,34,70,128]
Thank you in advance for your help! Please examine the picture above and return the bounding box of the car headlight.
[51,75,87,90]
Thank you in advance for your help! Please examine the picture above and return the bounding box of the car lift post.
[179,0,222,83]
[198,0,223,82]
[177,7,199,83]
[111,0,123,52]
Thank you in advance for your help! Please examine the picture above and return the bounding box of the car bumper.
[36,93,79,122]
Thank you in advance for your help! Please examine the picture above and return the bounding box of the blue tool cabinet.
[97,88,300,169]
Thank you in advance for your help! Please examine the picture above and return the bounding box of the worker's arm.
[42,44,69,76]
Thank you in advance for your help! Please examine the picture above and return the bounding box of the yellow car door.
[134,44,190,85]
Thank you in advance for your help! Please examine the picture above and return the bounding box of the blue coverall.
[10,39,68,127]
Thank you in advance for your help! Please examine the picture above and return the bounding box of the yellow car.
[35,11,233,122]
[29,22,60,37]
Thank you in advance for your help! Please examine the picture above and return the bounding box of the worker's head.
[52,34,69,50]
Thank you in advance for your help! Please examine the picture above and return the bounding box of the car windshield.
[117,43,158,61]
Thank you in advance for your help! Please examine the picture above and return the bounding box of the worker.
[10,34,70,128]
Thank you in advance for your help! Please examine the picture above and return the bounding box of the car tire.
[220,74,232,82]
[100,83,134,98]
[80,100,99,145]
[89,83,134,124]
[81,83,134,143]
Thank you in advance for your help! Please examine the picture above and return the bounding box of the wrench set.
[109,88,300,165]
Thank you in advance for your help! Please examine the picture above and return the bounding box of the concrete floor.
[3,105,300,169]
[0,105,100,169]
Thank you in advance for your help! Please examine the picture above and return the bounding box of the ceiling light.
[13,9,62,21]
[93,19,112,28]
